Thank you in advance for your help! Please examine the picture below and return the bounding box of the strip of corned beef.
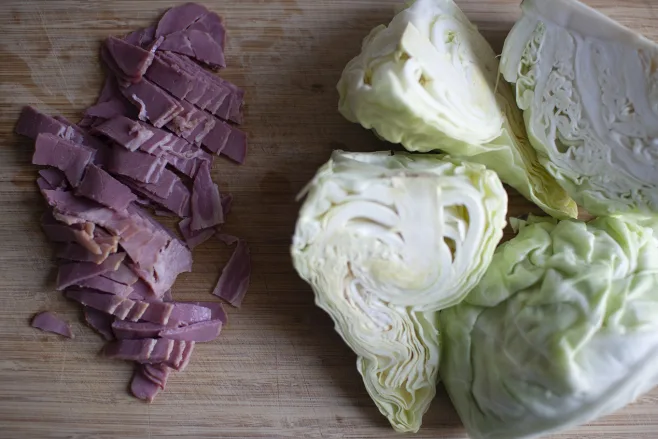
[126,278,155,300]
[168,302,212,326]
[200,117,232,155]
[166,99,206,138]
[112,320,165,339]
[31,311,74,338]
[37,177,55,192]
[159,319,221,342]
[220,127,247,164]
[131,366,162,402]
[121,227,170,271]
[189,11,225,50]
[121,78,183,128]
[83,307,115,340]
[56,252,126,290]
[104,36,154,83]
[161,137,212,178]
[103,338,191,370]
[189,301,227,324]
[145,55,195,100]
[102,262,139,285]
[127,204,178,240]
[33,133,95,187]
[122,177,191,218]
[184,112,216,145]
[74,275,134,296]
[84,98,137,122]
[159,29,225,70]
[157,52,220,111]
[124,26,156,48]
[143,363,170,389]
[15,106,80,141]
[132,168,180,199]
[108,147,167,184]
[42,212,108,255]
[39,168,68,190]
[92,116,155,151]
[212,239,250,307]
[155,3,209,38]
[66,289,172,323]
[77,165,137,211]
[130,238,193,296]
[178,217,214,249]
[56,242,115,264]
[191,161,223,230]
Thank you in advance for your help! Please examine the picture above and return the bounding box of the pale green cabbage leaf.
[291,151,507,432]
[337,0,577,219]
[500,0,658,216]
[441,215,658,439]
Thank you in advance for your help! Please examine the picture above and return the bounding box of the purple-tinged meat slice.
[124,26,156,48]
[191,161,223,230]
[176,340,195,371]
[184,111,216,145]
[159,319,221,342]
[129,238,192,298]
[33,133,95,186]
[56,252,126,290]
[200,118,231,154]
[121,78,184,128]
[37,177,54,191]
[84,98,137,121]
[212,239,250,307]
[145,55,195,100]
[108,147,167,184]
[162,290,173,302]
[103,262,139,286]
[142,363,170,389]
[92,116,155,152]
[112,320,165,339]
[41,210,110,256]
[122,177,191,218]
[39,169,68,190]
[178,217,214,249]
[15,106,76,141]
[159,29,225,69]
[103,339,188,370]
[104,36,154,83]
[121,228,170,271]
[127,204,178,240]
[74,275,133,296]
[188,301,227,324]
[83,307,115,340]
[131,366,161,402]
[66,290,174,324]
[166,100,206,138]
[221,127,247,164]
[168,302,212,326]
[133,168,180,199]
[56,242,115,264]
[161,137,212,177]
[192,12,225,50]
[77,165,137,211]
[127,278,156,301]
[137,125,173,156]
[31,311,73,338]
[155,2,209,38]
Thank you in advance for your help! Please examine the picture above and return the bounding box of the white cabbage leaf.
[441,215,658,439]
[337,0,577,219]
[291,151,507,432]
[500,0,658,216]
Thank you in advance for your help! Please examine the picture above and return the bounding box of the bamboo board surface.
[0,0,657,438]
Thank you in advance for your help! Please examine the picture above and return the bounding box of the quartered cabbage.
[500,0,658,216]
[337,0,577,219]
[291,151,507,432]
[441,215,658,439]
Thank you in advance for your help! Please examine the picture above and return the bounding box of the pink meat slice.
[121,177,191,218]
[15,106,77,141]
[142,363,171,389]
[133,168,180,199]
[77,165,137,211]
[155,3,209,38]
[102,263,139,285]
[127,278,156,301]
[131,366,162,402]
[145,55,195,100]
[191,161,223,230]
[112,320,165,339]
[66,289,174,324]
[124,26,156,48]
[33,133,95,187]
[121,227,170,271]
[178,217,215,249]
[104,36,154,83]
[200,118,246,164]
[84,98,137,121]
[212,239,250,307]
[166,99,206,138]
[189,301,227,324]
[74,275,134,297]
[31,311,74,338]
[159,29,225,69]
[121,78,184,128]
[41,211,110,256]
[159,319,222,342]
[83,307,115,340]
[39,168,68,190]
[92,116,155,152]
[108,147,167,184]
[220,127,247,164]
[56,242,116,264]
[130,238,193,296]
[56,252,126,290]
[189,12,225,50]
[103,339,190,370]
[168,302,212,326]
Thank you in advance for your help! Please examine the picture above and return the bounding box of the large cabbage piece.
[441,215,658,439]
[291,151,507,432]
[337,0,577,219]
[500,0,658,216]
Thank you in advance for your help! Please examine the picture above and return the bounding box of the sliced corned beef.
[121,78,184,128]
[178,217,215,249]
[121,228,170,271]
[84,98,137,121]
[191,161,223,230]
[104,36,154,83]
[112,320,165,339]
[127,278,155,301]
[168,302,212,326]
[133,168,180,199]
[177,340,195,371]
[37,177,55,192]
[56,242,115,264]
[155,3,208,38]
[159,319,221,342]
[221,127,247,164]
[142,363,170,389]
[162,290,174,302]
[108,147,167,184]
[130,366,162,402]
[200,118,231,154]
[92,116,155,151]
[39,168,68,190]
[189,301,227,324]
[189,11,225,50]
[41,211,107,255]
[74,275,134,296]
[145,55,195,100]
[123,177,191,218]
[77,165,137,211]
[124,26,156,48]
[102,262,139,285]
[56,252,126,290]
[166,99,206,138]
[16,106,78,141]
[129,238,192,297]
[159,29,225,70]
[83,306,115,340]
[66,289,173,324]
[31,311,74,338]
[103,339,192,370]
[185,111,216,145]
[212,239,250,307]
[33,133,95,186]
[161,137,212,178]
[127,204,178,240]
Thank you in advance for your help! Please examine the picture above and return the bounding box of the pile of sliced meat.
[20,2,251,403]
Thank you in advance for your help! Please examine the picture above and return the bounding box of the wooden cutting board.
[1,1,657,438]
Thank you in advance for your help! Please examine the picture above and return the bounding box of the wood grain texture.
[0,0,657,438]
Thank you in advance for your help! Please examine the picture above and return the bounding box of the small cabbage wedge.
[441,215,658,439]
[500,0,658,216]
[291,151,507,432]
[337,0,577,219]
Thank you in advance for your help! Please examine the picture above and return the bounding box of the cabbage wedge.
[337,0,577,219]
[441,215,658,439]
[501,0,658,216]
[291,151,507,432]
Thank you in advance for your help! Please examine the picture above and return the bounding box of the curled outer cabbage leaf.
[337,0,577,219]
[500,0,658,216]
[291,151,507,432]
[441,215,658,439]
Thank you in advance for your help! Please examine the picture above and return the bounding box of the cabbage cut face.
[337,0,577,219]
[441,215,658,439]
[291,151,507,432]
[500,0,658,216]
